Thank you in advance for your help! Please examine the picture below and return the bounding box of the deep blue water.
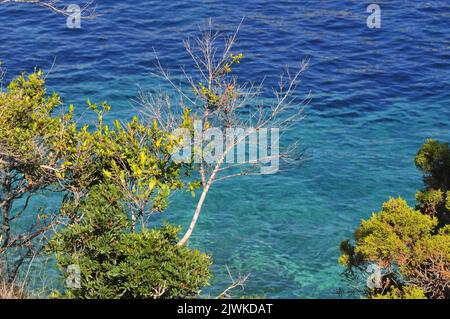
[1,1,449,298]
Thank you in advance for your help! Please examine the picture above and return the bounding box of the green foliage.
[0,70,63,178]
[415,189,444,217]
[370,286,427,299]
[49,184,212,299]
[353,197,437,264]
[340,197,450,299]
[1,70,203,296]
[414,139,450,225]
[2,69,196,215]
[446,192,450,211]
[340,139,450,299]
[0,71,66,282]
[0,70,61,147]
[192,52,244,110]
[415,139,450,190]
[53,99,195,224]
[340,197,436,268]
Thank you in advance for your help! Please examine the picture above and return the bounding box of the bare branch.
[216,265,249,299]
[0,0,98,19]
[141,21,310,246]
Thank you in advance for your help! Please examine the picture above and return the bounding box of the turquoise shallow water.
[1,1,449,298]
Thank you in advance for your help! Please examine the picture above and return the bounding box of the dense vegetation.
[0,71,210,298]
[1,48,448,300]
[49,183,211,299]
[1,23,302,297]
[1,70,449,299]
[340,140,450,299]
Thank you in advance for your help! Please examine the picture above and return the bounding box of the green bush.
[49,184,212,299]
[1,70,204,297]
[0,71,65,282]
[415,139,450,225]
[415,139,450,191]
[340,139,450,299]
[371,286,427,299]
[340,197,449,299]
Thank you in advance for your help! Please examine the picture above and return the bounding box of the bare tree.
[139,20,311,246]
[0,0,97,18]
[216,265,249,299]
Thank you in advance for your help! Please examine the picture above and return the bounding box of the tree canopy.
[0,70,209,298]
[340,139,450,299]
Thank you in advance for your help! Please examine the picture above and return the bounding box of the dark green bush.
[340,139,450,299]
[415,139,450,225]
[49,183,211,299]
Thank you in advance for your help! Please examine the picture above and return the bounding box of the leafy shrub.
[415,139,450,191]
[340,139,450,299]
[370,286,426,299]
[0,71,65,282]
[340,197,449,298]
[49,184,211,299]
[415,139,450,225]
[1,70,198,291]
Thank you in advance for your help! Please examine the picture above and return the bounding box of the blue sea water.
[1,1,449,298]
